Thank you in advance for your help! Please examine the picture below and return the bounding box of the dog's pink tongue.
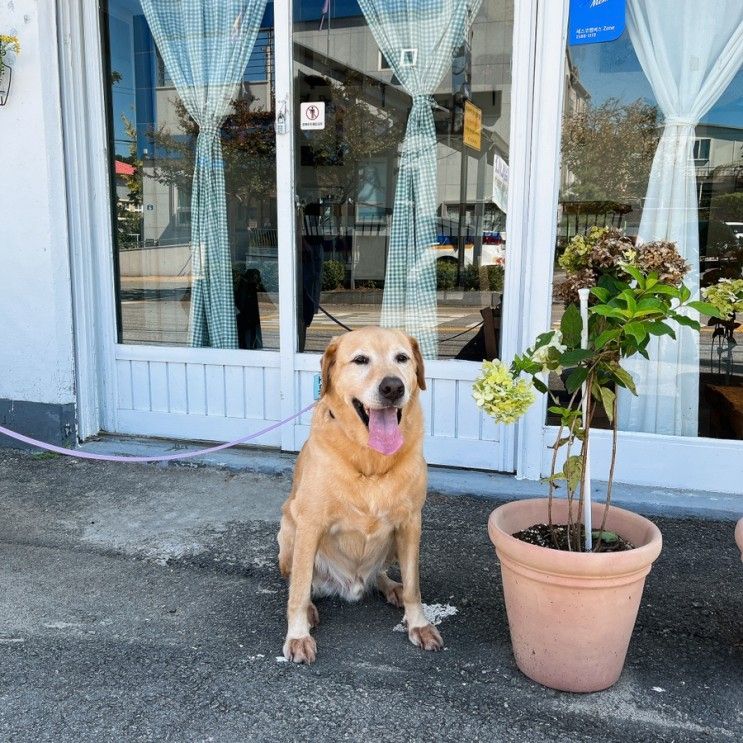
[367,407,403,455]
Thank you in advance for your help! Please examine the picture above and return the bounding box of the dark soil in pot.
[513,522,635,552]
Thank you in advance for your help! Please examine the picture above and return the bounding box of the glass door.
[99,0,291,446]
[289,0,524,469]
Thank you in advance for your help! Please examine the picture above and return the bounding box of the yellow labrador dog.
[277,326,441,664]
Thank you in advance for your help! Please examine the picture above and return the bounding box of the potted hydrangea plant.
[474,228,721,692]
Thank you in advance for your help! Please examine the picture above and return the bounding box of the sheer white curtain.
[618,0,743,436]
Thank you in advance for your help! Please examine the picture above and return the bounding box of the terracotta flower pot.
[735,518,743,563]
[488,498,662,693]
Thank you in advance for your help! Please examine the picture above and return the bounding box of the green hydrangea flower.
[702,279,743,320]
[472,360,535,425]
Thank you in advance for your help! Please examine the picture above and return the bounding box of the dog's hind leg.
[307,602,320,628]
[277,518,295,579]
[376,570,404,608]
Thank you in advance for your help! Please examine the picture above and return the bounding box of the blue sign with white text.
[569,0,625,46]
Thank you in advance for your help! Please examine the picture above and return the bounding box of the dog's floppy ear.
[320,336,340,397]
[409,335,426,391]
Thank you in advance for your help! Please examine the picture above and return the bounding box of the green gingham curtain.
[140,0,268,348]
[357,0,482,358]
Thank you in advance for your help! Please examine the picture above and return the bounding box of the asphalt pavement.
[0,450,741,742]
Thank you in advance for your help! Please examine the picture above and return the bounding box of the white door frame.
[57,0,120,438]
[284,0,541,472]
[274,0,299,452]
[514,0,571,481]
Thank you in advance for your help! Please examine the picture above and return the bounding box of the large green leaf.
[560,303,583,347]
[647,321,676,338]
[650,284,680,297]
[599,386,616,423]
[622,265,646,288]
[687,301,724,319]
[591,305,626,319]
[590,286,610,302]
[560,349,593,367]
[674,314,702,330]
[594,328,621,349]
[625,321,648,344]
[612,365,637,394]
[565,366,589,394]
[636,297,665,313]
[619,289,638,315]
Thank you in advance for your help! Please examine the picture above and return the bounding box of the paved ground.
[0,449,741,742]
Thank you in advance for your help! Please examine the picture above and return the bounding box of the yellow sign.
[463,101,482,151]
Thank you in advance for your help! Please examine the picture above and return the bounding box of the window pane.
[103,0,278,349]
[293,0,513,360]
[553,15,743,439]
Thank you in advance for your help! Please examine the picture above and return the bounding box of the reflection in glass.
[293,0,513,360]
[104,0,279,348]
[553,4,743,440]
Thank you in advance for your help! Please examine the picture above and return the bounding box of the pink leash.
[0,403,316,463]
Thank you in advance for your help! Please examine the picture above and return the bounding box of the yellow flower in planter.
[0,34,20,78]
[0,34,20,55]
[472,359,535,425]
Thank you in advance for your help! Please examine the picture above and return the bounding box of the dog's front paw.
[283,634,317,664]
[408,623,443,651]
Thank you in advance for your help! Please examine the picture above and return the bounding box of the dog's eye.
[352,355,369,365]
[395,353,410,363]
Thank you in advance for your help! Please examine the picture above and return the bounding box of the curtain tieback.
[197,121,222,140]
[411,94,436,109]
[664,115,697,128]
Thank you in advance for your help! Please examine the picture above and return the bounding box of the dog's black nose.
[378,376,405,403]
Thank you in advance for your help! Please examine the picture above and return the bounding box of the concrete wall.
[0,1,76,443]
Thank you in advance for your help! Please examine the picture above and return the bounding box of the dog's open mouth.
[353,398,404,456]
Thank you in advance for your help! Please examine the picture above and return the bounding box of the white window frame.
[516,0,743,494]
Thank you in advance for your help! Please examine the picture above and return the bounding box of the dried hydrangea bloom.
[591,229,634,270]
[556,267,596,305]
[635,240,690,286]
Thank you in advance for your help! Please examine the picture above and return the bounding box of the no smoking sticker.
[300,101,325,130]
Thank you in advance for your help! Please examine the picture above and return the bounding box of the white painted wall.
[0,1,75,406]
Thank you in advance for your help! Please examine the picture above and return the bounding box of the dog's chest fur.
[312,476,412,601]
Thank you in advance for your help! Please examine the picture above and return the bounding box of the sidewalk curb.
[76,436,742,521]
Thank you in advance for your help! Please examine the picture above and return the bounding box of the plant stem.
[594,393,618,551]
[576,371,597,551]
[547,418,564,549]
[548,386,581,550]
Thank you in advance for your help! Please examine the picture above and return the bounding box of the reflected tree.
[147,96,277,211]
[561,98,660,204]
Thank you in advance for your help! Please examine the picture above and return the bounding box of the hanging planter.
[0,34,20,106]
[0,63,12,106]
